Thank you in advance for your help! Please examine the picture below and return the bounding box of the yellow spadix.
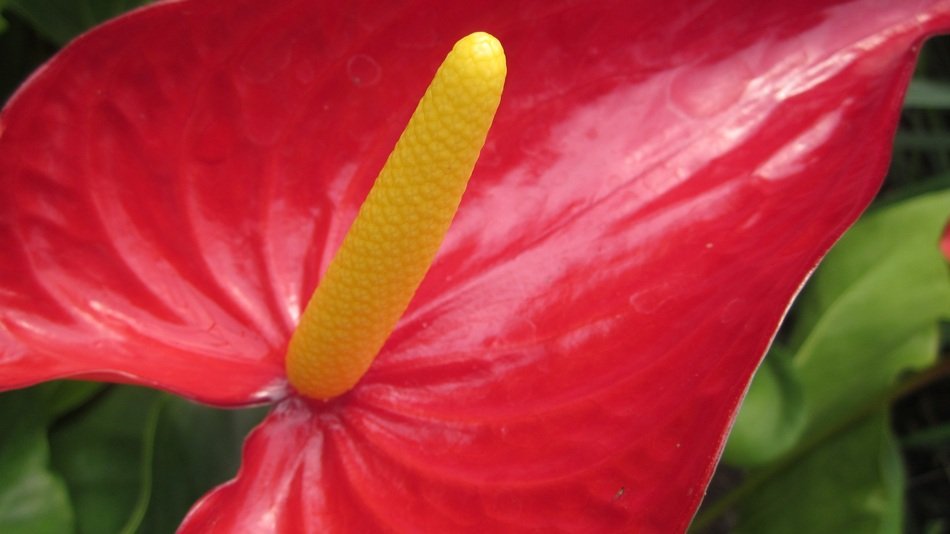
[286,32,506,399]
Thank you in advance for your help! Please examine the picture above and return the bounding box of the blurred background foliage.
[0,2,948,533]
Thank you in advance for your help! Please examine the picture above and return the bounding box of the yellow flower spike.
[286,32,506,400]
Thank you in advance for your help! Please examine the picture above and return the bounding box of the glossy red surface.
[1,0,948,531]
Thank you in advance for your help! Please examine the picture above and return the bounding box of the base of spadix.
[285,32,507,400]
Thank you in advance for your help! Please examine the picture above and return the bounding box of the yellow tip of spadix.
[285,32,506,400]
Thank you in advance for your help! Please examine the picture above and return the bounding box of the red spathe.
[1,0,948,531]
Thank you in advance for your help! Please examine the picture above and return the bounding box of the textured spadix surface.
[287,32,506,399]
[1,0,948,531]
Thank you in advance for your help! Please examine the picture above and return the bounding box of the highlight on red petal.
[3,0,950,532]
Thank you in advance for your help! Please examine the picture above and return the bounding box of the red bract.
[1,0,947,531]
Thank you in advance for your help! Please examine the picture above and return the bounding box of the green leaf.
[137,398,267,534]
[791,189,950,346]
[7,0,149,45]
[902,421,950,449]
[904,79,950,110]
[0,8,57,105]
[45,382,266,534]
[791,190,950,435]
[734,412,905,534]
[0,389,74,534]
[0,2,8,34]
[722,348,806,467]
[36,381,105,420]
[49,386,164,534]
[735,310,939,531]
[696,328,939,533]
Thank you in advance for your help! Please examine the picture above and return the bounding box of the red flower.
[1,1,947,531]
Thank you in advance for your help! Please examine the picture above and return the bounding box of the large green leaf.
[792,190,950,436]
[36,381,105,420]
[721,347,806,467]
[137,398,267,534]
[7,0,149,45]
[46,384,267,534]
[903,79,950,110]
[790,189,950,350]
[701,328,939,533]
[0,389,74,534]
[733,326,939,533]
[734,411,905,534]
[49,386,164,534]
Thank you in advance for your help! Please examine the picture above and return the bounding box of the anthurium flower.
[1,0,948,531]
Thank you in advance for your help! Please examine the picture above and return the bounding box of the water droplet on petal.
[347,54,382,87]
